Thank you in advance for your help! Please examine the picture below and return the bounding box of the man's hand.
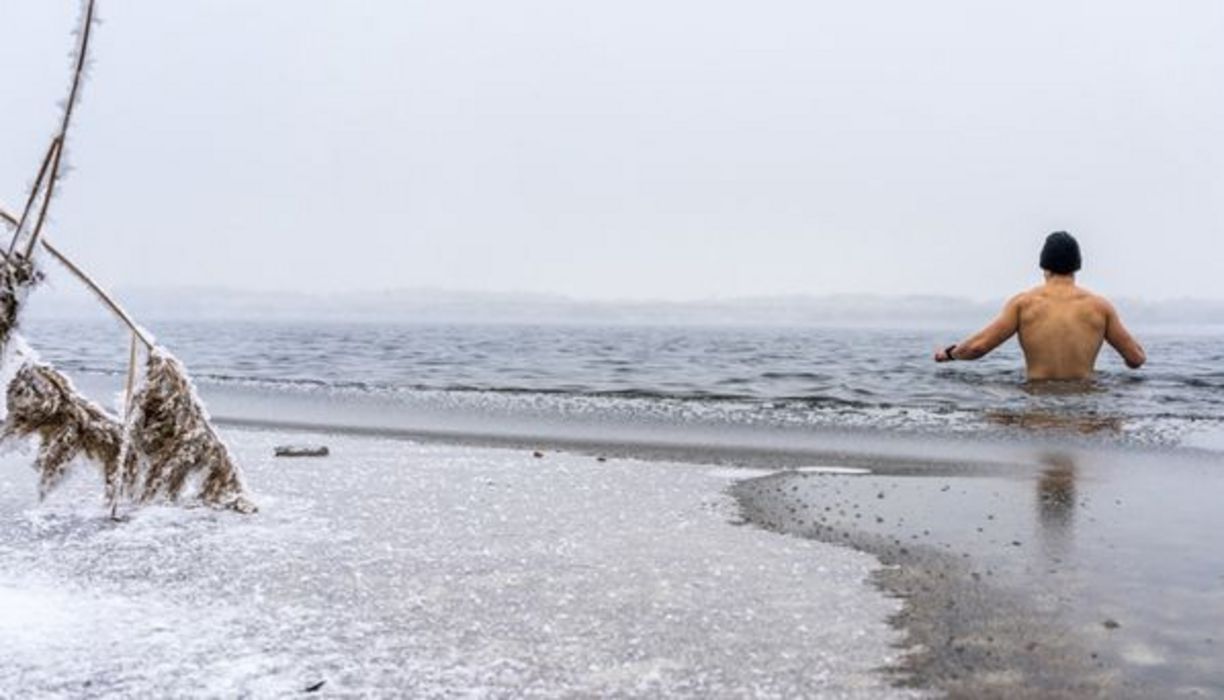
[934,345,955,363]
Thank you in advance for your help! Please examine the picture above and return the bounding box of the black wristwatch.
[944,344,958,361]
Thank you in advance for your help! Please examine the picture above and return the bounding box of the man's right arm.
[935,294,1023,362]
[1104,300,1146,369]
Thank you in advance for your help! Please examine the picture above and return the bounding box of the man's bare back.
[934,232,1146,380]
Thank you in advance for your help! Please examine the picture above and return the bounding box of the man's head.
[1040,231,1081,276]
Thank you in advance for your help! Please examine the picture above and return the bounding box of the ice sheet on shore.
[0,429,919,698]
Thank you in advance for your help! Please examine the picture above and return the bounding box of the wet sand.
[732,445,1224,698]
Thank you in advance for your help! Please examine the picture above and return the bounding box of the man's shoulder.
[1010,287,1044,305]
[1019,284,1109,304]
[1075,287,1115,312]
[1011,286,1114,319]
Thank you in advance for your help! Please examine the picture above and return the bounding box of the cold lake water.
[23,319,1224,450]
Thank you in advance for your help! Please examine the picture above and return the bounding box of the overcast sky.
[2,1,1221,301]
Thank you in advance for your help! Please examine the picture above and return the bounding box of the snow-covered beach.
[0,427,919,698]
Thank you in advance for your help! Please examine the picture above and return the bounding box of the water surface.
[23,319,1224,449]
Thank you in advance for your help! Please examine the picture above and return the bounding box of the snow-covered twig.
[24,0,100,257]
[0,5,257,515]
[0,203,153,349]
[39,238,155,349]
[1,203,255,513]
[4,137,60,257]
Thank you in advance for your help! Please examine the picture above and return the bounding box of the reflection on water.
[1036,454,1076,558]
[1022,379,1103,397]
[986,409,1123,435]
[989,381,1123,436]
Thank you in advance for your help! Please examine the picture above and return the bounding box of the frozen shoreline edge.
[1,425,923,698]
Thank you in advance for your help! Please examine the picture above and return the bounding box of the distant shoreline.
[24,285,1224,328]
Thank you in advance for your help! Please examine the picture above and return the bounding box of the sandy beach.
[0,426,922,698]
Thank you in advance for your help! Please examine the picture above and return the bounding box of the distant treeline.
[25,286,1224,329]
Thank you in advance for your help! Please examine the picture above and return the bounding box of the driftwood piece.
[274,445,330,458]
[1,361,124,500]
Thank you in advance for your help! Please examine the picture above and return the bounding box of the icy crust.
[0,429,923,698]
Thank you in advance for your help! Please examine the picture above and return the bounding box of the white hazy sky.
[2,1,1222,301]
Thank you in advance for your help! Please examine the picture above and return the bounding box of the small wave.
[775,395,877,410]
[759,371,831,381]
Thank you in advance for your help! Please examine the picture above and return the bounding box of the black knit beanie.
[1040,231,1082,275]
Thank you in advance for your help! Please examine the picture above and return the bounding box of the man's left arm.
[934,295,1022,362]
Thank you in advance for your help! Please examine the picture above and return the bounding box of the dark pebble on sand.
[305,680,326,692]
[1103,619,1121,630]
[533,451,545,458]
[596,456,607,462]
[1011,540,1022,547]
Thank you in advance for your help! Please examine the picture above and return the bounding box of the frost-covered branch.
[4,138,61,257]
[0,202,257,513]
[10,0,100,258]
[0,203,152,348]
[0,2,259,515]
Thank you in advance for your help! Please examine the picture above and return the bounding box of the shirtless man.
[934,232,1146,380]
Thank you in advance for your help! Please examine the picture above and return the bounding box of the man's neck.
[1043,273,1076,287]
